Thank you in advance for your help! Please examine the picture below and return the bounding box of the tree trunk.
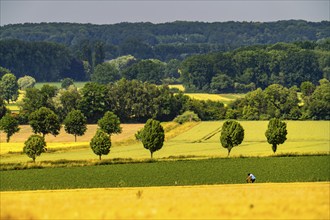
[99,155,102,160]
[32,157,36,163]
[74,135,77,142]
[150,151,153,159]
[6,134,9,143]
[227,147,232,157]
[272,144,277,153]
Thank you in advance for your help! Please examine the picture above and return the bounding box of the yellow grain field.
[1,182,329,219]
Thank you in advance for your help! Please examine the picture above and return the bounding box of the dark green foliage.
[91,63,120,84]
[229,84,301,120]
[0,39,84,81]
[64,110,87,142]
[1,156,329,191]
[1,21,328,61]
[174,111,200,124]
[139,119,165,158]
[265,118,288,153]
[61,78,74,89]
[23,134,46,162]
[17,75,36,90]
[90,129,111,160]
[220,120,244,156]
[56,85,81,120]
[0,114,20,142]
[0,97,6,119]
[104,79,182,122]
[180,44,327,93]
[78,82,107,123]
[28,107,61,137]
[302,79,330,120]
[122,59,165,84]
[0,73,19,103]
[97,111,122,136]
[20,88,51,116]
[300,81,316,97]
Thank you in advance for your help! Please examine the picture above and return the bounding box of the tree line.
[1,39,329,93]
[1,72,329,124]
[180,41,330,93]
[1,20,329,61]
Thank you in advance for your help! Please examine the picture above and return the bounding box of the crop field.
[185,93,245,104]
[1,155,329,190]
[1,121,329,162]
[1,182,329,219]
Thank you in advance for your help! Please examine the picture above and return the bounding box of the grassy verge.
[1,155,328,191]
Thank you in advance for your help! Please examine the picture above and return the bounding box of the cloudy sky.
[1,0,329,26]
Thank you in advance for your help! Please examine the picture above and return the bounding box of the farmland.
[1,120,329,219]
[1,182,329,219]
[1,121,329,163]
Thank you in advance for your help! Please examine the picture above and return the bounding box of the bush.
[173,111,200,124]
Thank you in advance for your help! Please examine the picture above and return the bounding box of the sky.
[0,0,329,26]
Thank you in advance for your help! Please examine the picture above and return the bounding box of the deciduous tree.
[265,118,287,153]
[61,78,74,89]
[220,120,244,156]
[64,110,87,142]
[0,73,19,103]
[139,119,165,158]
[17,75,36,90]
[23,134,46,162]
[90,129,111,160]
[29,107,61,137]
[97,111,122,136]
[0,114,20,142]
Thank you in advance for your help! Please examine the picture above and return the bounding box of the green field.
[1,155,329,191]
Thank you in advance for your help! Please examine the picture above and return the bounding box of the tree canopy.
[139,119,165,158]
[0,114,20,142]
[0,73,19,103]
[90,129,111,160]
[63,110,87,142]
[23,134,47,162]
[220,120,244,156]
[29,107,61,137]
[265,118,288,153]
[97,111,122,136]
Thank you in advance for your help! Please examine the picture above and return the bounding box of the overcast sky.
[1,0,329,26]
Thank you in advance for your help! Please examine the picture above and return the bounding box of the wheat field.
[1,182,329,219]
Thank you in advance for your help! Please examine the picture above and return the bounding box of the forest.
[0,20,329,122]
[1,20,330,83]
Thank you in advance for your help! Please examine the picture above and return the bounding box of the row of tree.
[1,106,288,161]
[0,107,122,160]
[1,73,329,123]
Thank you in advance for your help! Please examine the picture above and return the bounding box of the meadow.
[1,182,329,219]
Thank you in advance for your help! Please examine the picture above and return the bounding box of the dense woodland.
[0,21,329,123]
[0,20,330,86]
